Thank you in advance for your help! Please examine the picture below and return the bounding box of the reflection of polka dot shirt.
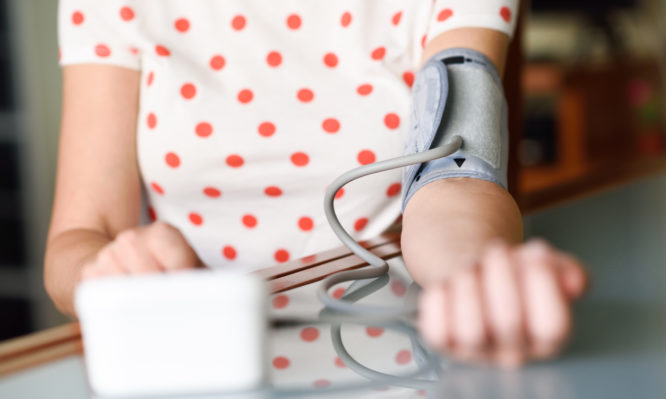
[58,1,517,270]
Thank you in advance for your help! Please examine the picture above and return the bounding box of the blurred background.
[0,0,664,341]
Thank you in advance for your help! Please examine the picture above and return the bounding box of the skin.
[402,28,588,367]
[45,26,588,367]
[44,65,201,316]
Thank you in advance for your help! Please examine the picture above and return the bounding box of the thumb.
[558,253,589,301]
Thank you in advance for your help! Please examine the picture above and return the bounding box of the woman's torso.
[59,0,436,270]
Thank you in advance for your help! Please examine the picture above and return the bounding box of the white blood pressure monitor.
[75,270,268,397]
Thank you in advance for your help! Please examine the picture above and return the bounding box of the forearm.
[44,229,111,317]
[401,178,522,285]
[403,19,518,284]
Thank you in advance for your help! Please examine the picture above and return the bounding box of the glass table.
[1,234,665,398]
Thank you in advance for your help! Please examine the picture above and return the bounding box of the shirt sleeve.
[58,0,141,70]
[425,0,519,48]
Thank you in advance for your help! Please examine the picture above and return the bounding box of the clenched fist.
[418,239,588,368]
[80,222,201,281]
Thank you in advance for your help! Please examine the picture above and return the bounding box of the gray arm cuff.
[401,48,509,213]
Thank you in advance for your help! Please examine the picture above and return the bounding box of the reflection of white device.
[75,270,268,397]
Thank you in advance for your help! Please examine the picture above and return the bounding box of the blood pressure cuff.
[401,48,509,212]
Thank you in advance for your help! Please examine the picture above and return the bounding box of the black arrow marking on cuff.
[454,158,466,167]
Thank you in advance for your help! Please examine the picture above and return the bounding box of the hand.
[79,222,201,281]
[418,239,588,368]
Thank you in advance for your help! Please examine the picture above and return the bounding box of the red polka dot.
[174,18,190,32]
[266,51,282,67]
[258,122,276,137]
[222,245,237,260]
[180,83,197,99]
[286,14,301,29]
[274,249,290,263]
[357,84,373,96]
[421,35,427,48]
[357,150,376,165]
[291,152,309,166]
[226,154,244,168]
[391,280,406,297]
[500,7,512,23]
[403,71,415,88]
[313,379,331,388]
[210,55,226,70]
[155,45,170,56]
[323,53,338,68]
[366,327,384,338]
[265,186,283,197]
[384,113,400,129]
[334,187,345,199]
[371,47,386,60]
[332,287,346,299]
[386,183,401,197]
[298,217,313,231]
[242,214,257,228]
[165,152,180,168]
[297,88,314,102]
[272,356,290,369]
[146,71,154,86]
[237,89,254,103]
[392,11,402,26]
[203,187,221,198]
[129,47,139,55]
[189,213,203,226]
[322,118,340,133]
[120,6,134,21]
[231,15,246,30]
[150,182,164,195]
[147,113,157,129]
[95,44,111,58]
[354,217,369,231]
[301,254,317,263]
[395,349,412,365]
[272,294,289,309]
[72,11,84,25]
[147,206,157,222]
[438,9,454,22]
[300,327,319,342]
[334,357,346,368]
[195,122,213,138]
[340,11,352,27]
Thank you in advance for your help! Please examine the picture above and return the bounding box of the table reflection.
[2,254,665,398]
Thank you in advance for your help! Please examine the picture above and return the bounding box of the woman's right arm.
[45,65,199,317]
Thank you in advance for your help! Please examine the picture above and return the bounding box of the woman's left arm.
[401,28,588,368]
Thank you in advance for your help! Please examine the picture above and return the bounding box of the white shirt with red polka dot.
[58,1,517,270]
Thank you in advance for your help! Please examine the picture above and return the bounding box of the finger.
[80,264,107,281]
[96,245,130,274]
[451,266,489,358]
[447,346,495,366]
[419,283,453,351]
[481,242,526,368]
[80,256,125,281]
[526,238,589,301]
[145,222,200,271]
[519,241,571,360]
[113,230,165,274]
[557,252,589,301]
